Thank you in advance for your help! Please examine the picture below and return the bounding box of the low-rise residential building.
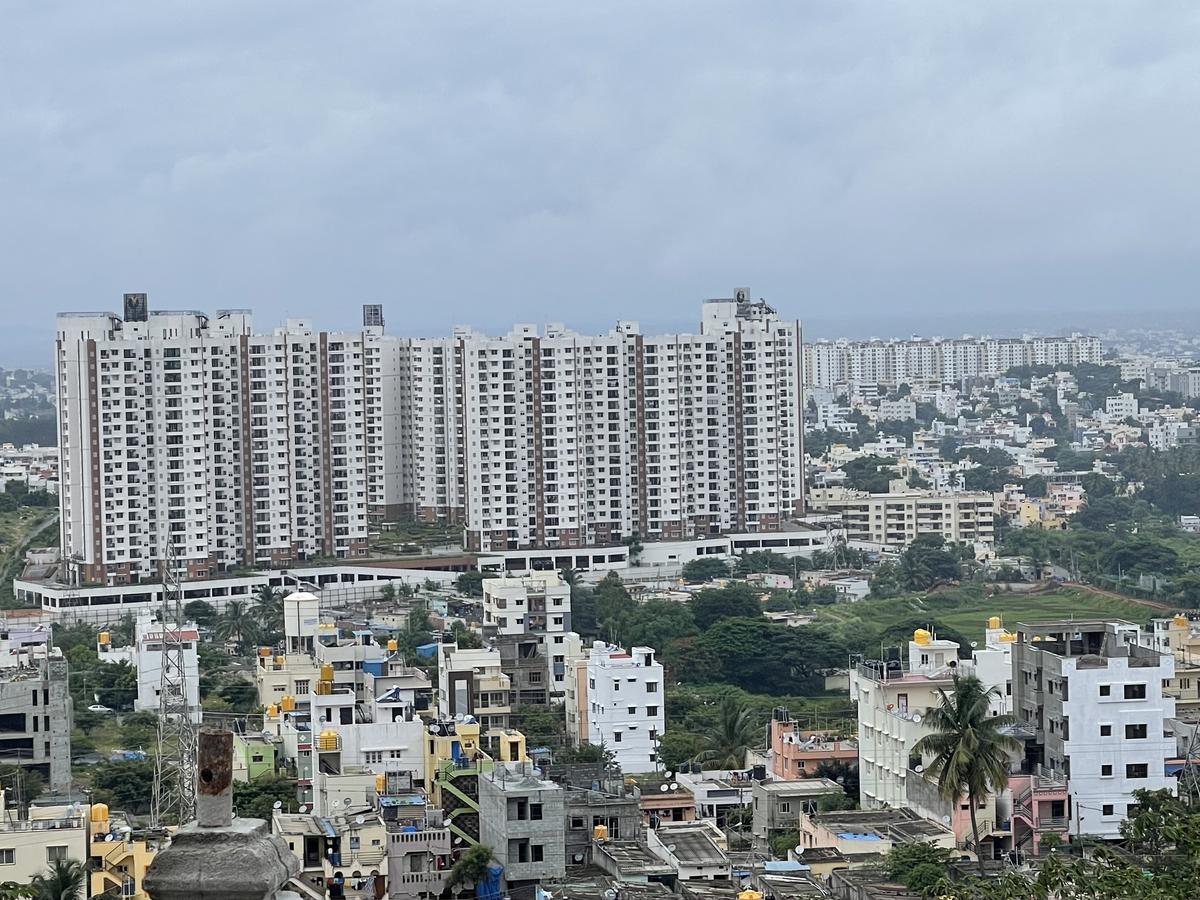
[1012,620,1177,839]
[88,802,169,900]
[479,761,567,889]
[646,820,730,881]
[97,614,201,723]
[0,644,71,791]
[437,643,513,743]
[0,791,87,890]
[585,643,665,774]
[632,775,696,828]
[767,708,858,779]
[750,777,843,850]
[795,808,956,857]
[809,490,996,548]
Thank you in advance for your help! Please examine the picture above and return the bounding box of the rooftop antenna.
[151,536,197,827]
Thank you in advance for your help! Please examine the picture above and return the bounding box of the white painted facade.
[97,612,201,723]
[585,642,665,775]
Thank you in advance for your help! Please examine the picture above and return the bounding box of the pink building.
[768,709,857,779]
[1009,768,1069,856]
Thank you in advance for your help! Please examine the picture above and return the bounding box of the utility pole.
[152,538,197,827]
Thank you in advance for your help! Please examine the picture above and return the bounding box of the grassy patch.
[0,510,58,606]
[810,584,1157,649]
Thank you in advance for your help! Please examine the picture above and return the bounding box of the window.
[646,681,659,693]
[1126,763,1149,779]
[1101,765,1113,777]
[570,817,585,829]
[628,707,637,715]
[0,849,11,865]
[46,846,68,863]
[613,732,623,743]
[1124,683,1147,700]
[1125,724,1148,740]
[530,803,543,821]
[1099,685,1111,697]
[647,706,659,717]
[1100,725,1112,737]
[780,802,791,813]
[532,845,544,863]
[1103,804,1114,816]
[294,680,310,695]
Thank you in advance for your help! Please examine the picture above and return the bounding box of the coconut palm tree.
[693,696,761,770]
[911,673,1022,873]
[216,600,258,649]
[30,858,86,900]
[252,584,284,634]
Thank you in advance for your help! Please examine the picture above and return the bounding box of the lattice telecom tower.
[151,540,197,827]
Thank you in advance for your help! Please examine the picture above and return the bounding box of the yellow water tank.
[281,695,296,712]
[274,655,285,667]
[258,646,272,658]
[320,664,334,682]
[988,616,1001,629]
[913,628,932,645]
[316,680,332,695]
[318,730,339,751]
[375,773,386,793]
[98,631,110,645]
[267,704,280,718]
[90,803,110,823]
[593,824,609,841]
[1174,615,1189,627]
[999,632,1016,643]
[738,891,763,900]
[387,639,398,653]
[1032,636,1042,643]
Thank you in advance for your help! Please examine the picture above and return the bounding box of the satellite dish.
[343,798,353,806]
[794,845,804,856]
[105,834,115,842]
[356,815,366,826]
[941,815,952,825]
[273,801,283,810]
[670,782,678,791]
[604,891,618,900]
[912,714,922,724]
[667,844,677,853]
[914,765,924,774]
[659,784,669,792]
[428,724,442,735]
[573,853,585,863]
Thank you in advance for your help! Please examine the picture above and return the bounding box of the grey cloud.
[3,1,1200,364]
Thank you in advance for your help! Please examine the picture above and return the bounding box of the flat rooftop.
[812,808,951,841]
[753,777,842,796]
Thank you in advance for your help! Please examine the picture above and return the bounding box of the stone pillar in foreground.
[144,729,301,900]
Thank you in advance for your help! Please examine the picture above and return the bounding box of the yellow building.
[89,803,171,900]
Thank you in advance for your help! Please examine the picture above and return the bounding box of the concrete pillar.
[144,729,300,900]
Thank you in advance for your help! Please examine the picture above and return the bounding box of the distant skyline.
[5,2,1200,366]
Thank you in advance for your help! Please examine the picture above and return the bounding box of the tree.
[689,583,761,629]
[1023,475,1048,498]
[378,582,397,605]
[655,731,703,772]
[681,557,731,583]
[448,844,495,895]
[898,535,962,591]
[29,859,86,900]
[233,775,298,820]
[183,599,218,628]
[109,613,136,647]
[693,696,761,769]
[455,571,488,597]
[510,704,566,748]
[1080,472,1116,499]
[842,455,898,493]
[91,759,155,815]
[216,600,258,649]
[911,674,1021,873]
[450,620,483,649]
[252,585,284,635]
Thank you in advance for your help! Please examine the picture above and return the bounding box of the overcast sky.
[3,2,1200,365]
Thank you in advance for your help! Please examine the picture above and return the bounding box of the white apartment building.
[808,489,996,547]
[96,613,202,723]
[804,334,1102,390]
[1012,621,1177,839]
[1104,393,1139,419]
[56,296,378,586]
[585,642,665,775]
[482,573,571,638]
[877,399,917,421]
[404,292,806,552]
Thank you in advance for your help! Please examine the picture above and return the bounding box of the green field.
[810,585,1163,649]
[0,509,58,606]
